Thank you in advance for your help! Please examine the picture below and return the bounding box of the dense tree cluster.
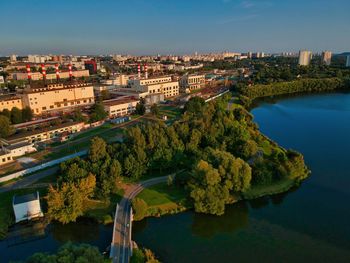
[89,102,108,123]
[130,248,160,263]
[47,137,122,223]
[237,78,348,107]
[0,106,33,125]
[49,95,308,218]
[26,242,105,263]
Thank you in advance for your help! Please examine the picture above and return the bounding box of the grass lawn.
[243,178,296,200]
[83,188,124,224]
[137,183,189,217]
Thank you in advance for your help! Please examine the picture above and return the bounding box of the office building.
[298,50,312,66]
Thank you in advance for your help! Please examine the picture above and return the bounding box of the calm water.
[2,93,350,262]
[132,92,350,263]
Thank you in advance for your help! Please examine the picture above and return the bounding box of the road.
[0,166,59,193]
[110,176,170,263]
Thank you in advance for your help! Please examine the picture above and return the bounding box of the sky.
[0,0,349,55]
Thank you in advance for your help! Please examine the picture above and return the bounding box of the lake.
[1,92,350,262]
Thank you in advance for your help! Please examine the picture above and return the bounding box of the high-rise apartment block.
[298,50,312,66]
[321,51,332,65]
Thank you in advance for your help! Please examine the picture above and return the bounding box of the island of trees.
[45,95,309,221]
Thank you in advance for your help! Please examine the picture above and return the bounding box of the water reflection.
[50,218,100,243]
[191,202,249,239]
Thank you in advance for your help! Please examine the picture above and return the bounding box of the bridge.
[109,176,170,263]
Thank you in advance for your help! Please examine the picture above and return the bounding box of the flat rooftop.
[13,192,39,205]
[103,97,138,107]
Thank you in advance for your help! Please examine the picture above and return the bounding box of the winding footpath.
[110,176,171,263]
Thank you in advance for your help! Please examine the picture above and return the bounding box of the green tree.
[90,103,108,122]
[89,137,107,162]
[26,242,104,263]
[135,98,146,115]
[184,96,205,114]
[22,106,33,122]
[11,106,22,124]
[0,115,14,138]
[150,104,159,116]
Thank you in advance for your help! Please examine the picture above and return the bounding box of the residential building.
[10,54,17,63]
[298,50,312,66]
[13,192,44,223]
[321,51,332,65]
[22,82,94,115]
[179,74,205,92]
[103,97,138,118]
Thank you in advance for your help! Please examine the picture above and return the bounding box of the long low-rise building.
[103,97,138,118]
[12,70,90,81]
[2,121,85,145]
[0,142,36,166]
[22,82,94,115]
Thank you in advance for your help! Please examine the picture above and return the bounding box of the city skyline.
[0,0,349,55]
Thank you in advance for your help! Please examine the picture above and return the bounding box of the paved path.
[110,176,171,263]
[0,166,59,193]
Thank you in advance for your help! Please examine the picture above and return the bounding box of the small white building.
[13,191,44,223]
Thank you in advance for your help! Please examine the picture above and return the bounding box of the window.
[42,107,46,110]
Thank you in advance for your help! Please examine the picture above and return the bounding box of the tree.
[71,109,87,122]
[0,115,14,138]
[11,107,22,124]
[135,98,146,115]
[22,106,33,122]
[0,109,11,119]
[100,90,111,100]
[90,103,107,122]
[26,242,104,263]
[46,173,96,224]
[132,198,148,221]
[167,175,173,186]
[150,104,159,116]
[89,137,107,162]
[189,160,229,215]
[46,183,85,224]
[184,96,205,114]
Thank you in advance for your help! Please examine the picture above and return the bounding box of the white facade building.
[13,191,44,223]
[346,55,350,67]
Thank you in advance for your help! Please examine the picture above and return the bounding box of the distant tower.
[41,64,46,81]
[55,64,60,81]
[68,64,73,80]
[346,55,350,68]
[298,50,312,66]
[26,64,31,82]
[321,51,332,65]
[137,63,141,79]
[144,64,148,79]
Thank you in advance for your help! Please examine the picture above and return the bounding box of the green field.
[137,183,189,216]
[243,178,296,199]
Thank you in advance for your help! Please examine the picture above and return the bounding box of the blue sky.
[0,0,349,55]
